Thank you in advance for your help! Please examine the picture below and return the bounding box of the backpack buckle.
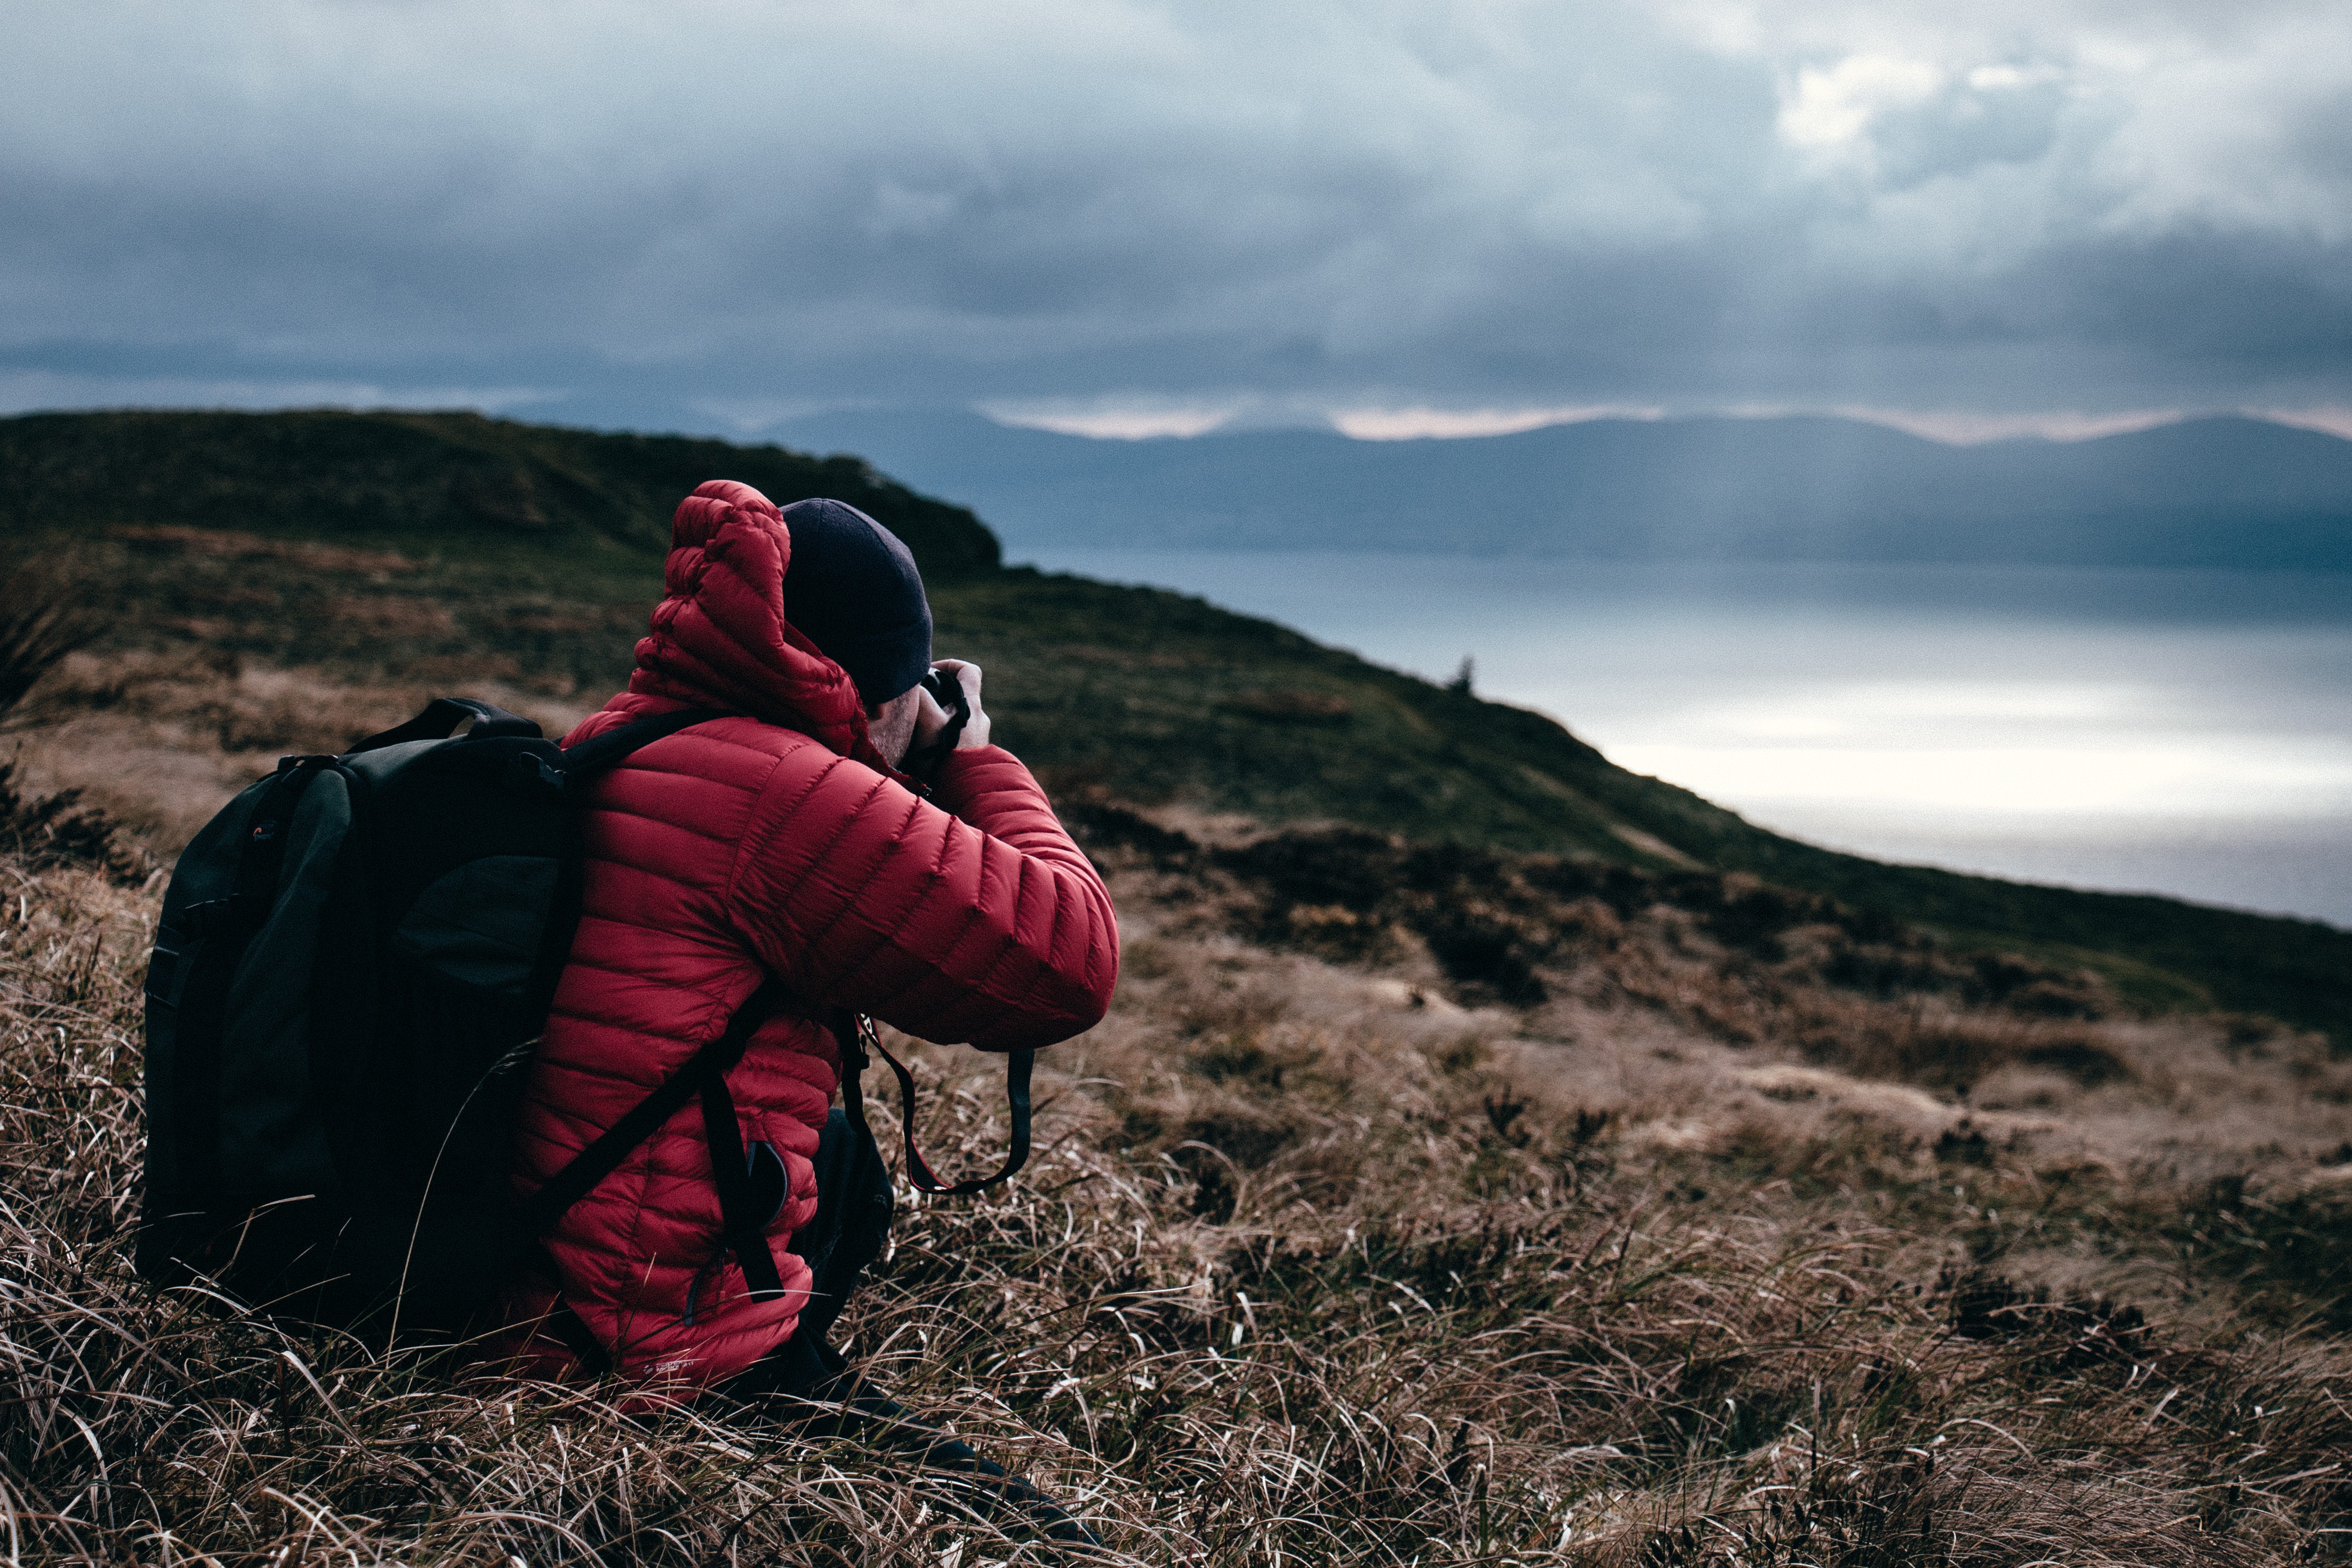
[504,752,568,799]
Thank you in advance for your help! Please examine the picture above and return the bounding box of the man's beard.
[866,689,920,765]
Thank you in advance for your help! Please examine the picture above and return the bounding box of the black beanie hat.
[777,497,934,706]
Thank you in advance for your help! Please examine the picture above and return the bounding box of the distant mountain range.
[774,409,2352,570]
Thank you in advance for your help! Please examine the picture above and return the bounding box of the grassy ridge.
[0,408,1001,580]
[5,408,2347,1039]
[934,570,2352,1036]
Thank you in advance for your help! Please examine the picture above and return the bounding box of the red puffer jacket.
[498,480,1118,1394]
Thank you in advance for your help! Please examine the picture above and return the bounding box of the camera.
[920,665,968,722]
[907,665,971,784]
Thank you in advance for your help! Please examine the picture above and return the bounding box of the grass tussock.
[0,548,108,738]
[4,813,2351,1564]
[0,555,159,885]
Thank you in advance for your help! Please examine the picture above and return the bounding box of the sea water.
[1013,550,2352,929]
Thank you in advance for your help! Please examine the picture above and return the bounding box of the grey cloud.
[0,0,2346,426]
[1861,76,2071,188]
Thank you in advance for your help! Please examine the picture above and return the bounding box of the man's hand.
[914,659,992,752]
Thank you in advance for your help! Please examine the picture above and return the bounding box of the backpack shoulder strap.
[510,706,736,1026]
[555,707,731,776]
[517,979,785,1234]
[513,710,765,1237]
[351,697,541,752]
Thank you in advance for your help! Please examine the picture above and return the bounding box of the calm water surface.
[1014,550,2352,928]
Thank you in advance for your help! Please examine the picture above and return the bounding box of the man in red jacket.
[498,480,1118,1415]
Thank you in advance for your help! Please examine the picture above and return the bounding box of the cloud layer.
[4,0,2348,430]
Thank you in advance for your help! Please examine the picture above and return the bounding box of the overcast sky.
[5,0,2350,441]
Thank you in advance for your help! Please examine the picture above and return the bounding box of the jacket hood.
[627,480,893,771]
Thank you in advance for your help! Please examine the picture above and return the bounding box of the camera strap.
[837,1013,1034,1196]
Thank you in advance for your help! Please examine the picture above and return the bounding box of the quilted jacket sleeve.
[725,743,1118,1049]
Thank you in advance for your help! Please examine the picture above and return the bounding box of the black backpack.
[139,697,1034,1340]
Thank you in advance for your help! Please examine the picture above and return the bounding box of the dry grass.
[5,649,591,858]
[0,548,115,735]
[1,653,2348,1562]
[3,797,2351,1562]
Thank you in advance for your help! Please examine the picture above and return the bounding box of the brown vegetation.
[0,547,109,737]
[0,560,2345,1560]
[4,648,590,858]
[1,751,2349,1559]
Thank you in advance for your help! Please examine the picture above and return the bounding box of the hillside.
[0,408,1001,580]
[4,407,2352,1561]
[775,407,2352,569]
[6,798,2352,1561]
[3,408,2348,1042]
